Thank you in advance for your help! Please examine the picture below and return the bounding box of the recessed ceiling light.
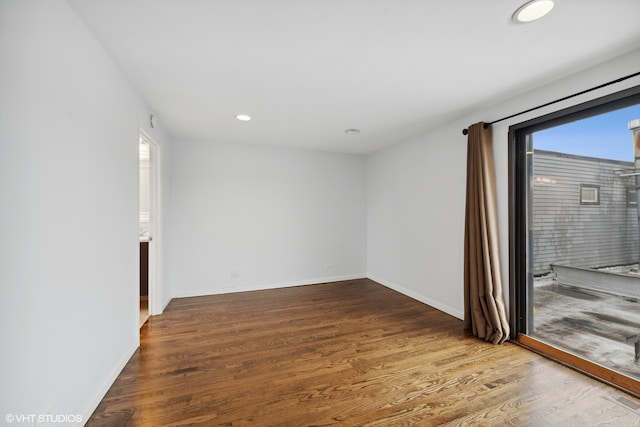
[513,0,554,23]
[236,114,251,122]
[344,128,360,135]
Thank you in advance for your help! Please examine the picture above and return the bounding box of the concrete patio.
[533,281,640,380]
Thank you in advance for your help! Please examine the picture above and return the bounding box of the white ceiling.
[68,0,640,154]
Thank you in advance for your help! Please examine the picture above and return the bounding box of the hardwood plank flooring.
[88,279,640,426]
[140,296,149,328]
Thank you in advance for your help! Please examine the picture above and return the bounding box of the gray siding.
[532,150,639,274]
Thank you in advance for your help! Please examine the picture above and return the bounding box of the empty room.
[2,0,640,425]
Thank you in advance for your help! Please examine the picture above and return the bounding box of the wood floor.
[88,279,640,426]
[140,296,149,328]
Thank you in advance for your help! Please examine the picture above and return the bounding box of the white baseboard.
[174,273,368,298]
[160,296,171,312]
[367,274,464,320]
[81,341,138,425]
[172,274,464,321]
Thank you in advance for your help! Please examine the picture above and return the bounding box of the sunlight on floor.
[140,296,149,328]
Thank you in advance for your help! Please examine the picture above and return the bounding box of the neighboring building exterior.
[532,150,639,275]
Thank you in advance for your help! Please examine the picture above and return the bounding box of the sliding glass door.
[510,86,640,394]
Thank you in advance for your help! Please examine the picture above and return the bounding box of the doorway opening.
[139,130,161,328]
[139,135,151,327]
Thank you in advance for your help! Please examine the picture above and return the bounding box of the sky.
[533,104,640,162]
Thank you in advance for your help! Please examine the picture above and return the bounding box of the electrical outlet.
[325,264,334,271]
[230,271,240,278]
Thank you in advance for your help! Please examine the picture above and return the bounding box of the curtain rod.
[461,70,640,135]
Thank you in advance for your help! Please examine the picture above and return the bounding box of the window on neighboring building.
[627,186,637,206]
[579,184,600,205]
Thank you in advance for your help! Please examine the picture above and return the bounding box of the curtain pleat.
[463,122,510,344]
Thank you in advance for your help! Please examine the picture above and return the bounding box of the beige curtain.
[463,122,510,344]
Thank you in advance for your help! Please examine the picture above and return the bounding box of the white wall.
[170,141,366,296]
[366,47,640,320]
[367,128,466,318]
[0,0,171,423]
